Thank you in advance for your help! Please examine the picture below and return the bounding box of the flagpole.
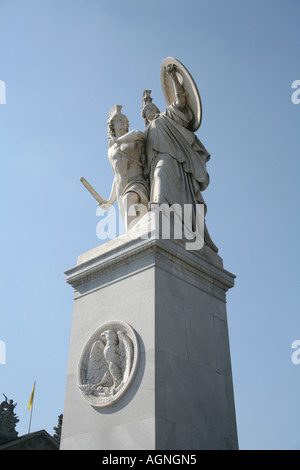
[28,381,36,434]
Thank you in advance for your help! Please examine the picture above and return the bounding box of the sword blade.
[79,177,104,204]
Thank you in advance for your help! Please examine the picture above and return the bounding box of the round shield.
[160,57,202,131]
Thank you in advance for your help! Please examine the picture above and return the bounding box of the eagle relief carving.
[78,321,139,407]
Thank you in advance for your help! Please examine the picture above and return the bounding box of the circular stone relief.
[78,321,139,408]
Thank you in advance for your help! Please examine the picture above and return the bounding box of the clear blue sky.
[0,0,299,450]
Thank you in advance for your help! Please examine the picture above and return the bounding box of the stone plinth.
[61,228,238,450]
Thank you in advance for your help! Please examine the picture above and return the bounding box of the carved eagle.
[80,329,133,395]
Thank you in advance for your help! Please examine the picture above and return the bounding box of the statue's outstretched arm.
[167,64,187,110]
[107,178,117,205]
[99,178,117,210]
[113,129,144,144]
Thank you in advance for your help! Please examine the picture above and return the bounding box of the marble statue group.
[82,57,217,252]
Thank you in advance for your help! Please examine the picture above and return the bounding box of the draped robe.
[143,103,218,252]
[144,103,210,211]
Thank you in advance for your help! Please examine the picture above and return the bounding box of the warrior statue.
[141,59,218,252]
[80,58,217,251]
[99,105,149,231]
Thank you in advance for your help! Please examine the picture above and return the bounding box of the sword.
[79,177,105,205]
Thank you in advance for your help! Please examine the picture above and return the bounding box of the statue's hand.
[107,134,118,144]
[166,64,177,77]
[98,200,112,211]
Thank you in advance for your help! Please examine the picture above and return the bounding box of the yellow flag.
[27,381,36,410]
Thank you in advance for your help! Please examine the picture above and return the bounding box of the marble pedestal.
[61,225,238,450]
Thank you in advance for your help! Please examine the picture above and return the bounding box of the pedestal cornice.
[65,236,235,301]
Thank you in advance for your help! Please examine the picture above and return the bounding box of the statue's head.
[141,90,160,126]
[101,330,118,344]
[107,105,129,138]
